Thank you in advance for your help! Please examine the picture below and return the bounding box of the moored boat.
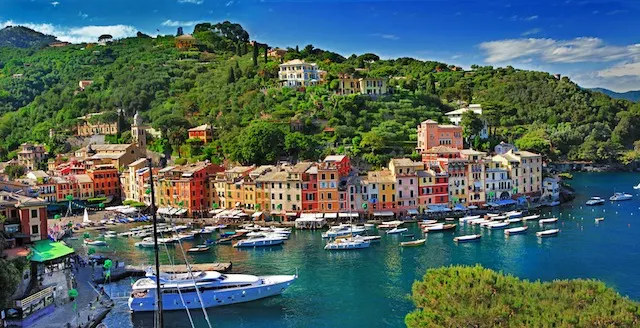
[233,236,285,248]
[536,229,560,237]
[504,226,528,235]
[487,222,509,229]
[610,192,633,201]
[453,234,481,242]
[586,197,605,206]
[424,224,456,232]
[521,214,540,221]
[359,235,381,243]
[634,183,640,190]
[400,239,426,247]
[595,217,604,222]
[504,211,523,218]
[459,215,481,223]
[419,219,439,226]
[324,237,370,250]
[187,245,211,253]
[386,227,408,235]
[84,239,107,246]
[539,218,558,225]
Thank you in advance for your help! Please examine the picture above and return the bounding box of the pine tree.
[295,45,299,53]
[227,67,235,84]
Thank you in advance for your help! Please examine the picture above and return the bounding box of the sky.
[1,0,640,92]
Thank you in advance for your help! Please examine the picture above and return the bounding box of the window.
[279,193,283,200]
[31,209,38,218]
[31,224,39,235]
[399,180,402,185]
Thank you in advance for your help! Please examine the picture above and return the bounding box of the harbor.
[57,172,639,328]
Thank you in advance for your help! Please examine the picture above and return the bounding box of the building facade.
[278,59,321,87]
[416,120,463,152]
[17,143,47,170]
[445,104,489,139]
[0,191,48,244]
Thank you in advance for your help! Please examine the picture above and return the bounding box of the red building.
[156,162,224,217]
[87,164,121,199]
[0,191,48,245]
[322,155,351,177]
[301,165,318,212]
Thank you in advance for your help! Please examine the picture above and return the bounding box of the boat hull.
[128,276,295,312]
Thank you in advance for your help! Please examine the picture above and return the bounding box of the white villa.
[445,104,489,139]
[278,59,321,87]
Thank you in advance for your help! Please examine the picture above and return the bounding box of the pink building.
[416,119,463,152]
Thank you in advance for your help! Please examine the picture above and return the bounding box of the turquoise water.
[73,172,640,328]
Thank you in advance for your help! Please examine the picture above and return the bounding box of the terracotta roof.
[0,191,47,207]
[176,34,196,40]
[188,124,211,132]
[91,144,132,152]
[421,119,438,124]
[425,146,460,154]
[73,174,93,184]
[291,162,314,174]
[324,155,346,162]
[367,170,395,183]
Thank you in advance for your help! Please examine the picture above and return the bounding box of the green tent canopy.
[29,240,75,263]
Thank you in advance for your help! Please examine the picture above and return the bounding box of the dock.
[126,262,232,274]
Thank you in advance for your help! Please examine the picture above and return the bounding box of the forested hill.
[590,88,640,103]
[0,26,58,48]
[0,21,638,167]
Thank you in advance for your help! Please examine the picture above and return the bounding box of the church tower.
[131,111,146,150]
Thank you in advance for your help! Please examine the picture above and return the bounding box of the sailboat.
[324,209,370,250]
[128,160,297,317]
[82,208,91,227]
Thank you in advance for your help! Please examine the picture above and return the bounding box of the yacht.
[377,220,404,229]
[128,270,296,311]
[324,237,370,250]
[610,192,633,202]
[321,225,365,238]
[586,197,605,206]
[233,235,286,248]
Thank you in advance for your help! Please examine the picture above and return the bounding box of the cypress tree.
[295,45,299,53]
[252,45,258,66]
[234,61,242,80]
[264,45,268,63]
[227,67,235,83]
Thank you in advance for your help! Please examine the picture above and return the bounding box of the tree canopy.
[407,265,640,328]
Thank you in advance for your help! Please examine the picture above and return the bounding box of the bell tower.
[131,111,146,150]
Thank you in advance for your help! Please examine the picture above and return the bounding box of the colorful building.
[17,143,47,171]
[388,158,420,216]
[76,112,119,136]
[416,119,463,152]
[460,149,487,206]
[317,161,340,213]
[492,150,543,196]
[155,162,224,216]
[301,165,318,212]
[366,170,396,213]
[278,59,321,87]
[188,124,213,144]
[0,191,48,244]
[87,164,120,199]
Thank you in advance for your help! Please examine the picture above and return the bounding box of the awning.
[338,213,359,218]
[468,205,478,210]
[286,212,298,217]
[252,211,263,218]
[324,213,338,219]
[175,209,187,215]
[29,240,74,263]
[488,199,517,207]
[315,213,325,218]
[374,211,394,217]
[406,209,419,215]
[209,208,224,214]
[453,204,466,211]
[427,206,452,212]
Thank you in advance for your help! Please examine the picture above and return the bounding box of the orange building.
[317,161,339,212]
[188,124,213,144]
[416,119,463,152]
[87,164,121,199]
[175,34,196,50]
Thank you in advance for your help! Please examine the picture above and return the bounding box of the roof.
[91,144,132,152]
[0,191,47,207]
[445,104,483,116]
[324,155,347,163]
[389,158,417,167]
[425,146,460,154]
[88,153,126,160]
[29,240,75,263]
[367,170,395,183]
[176,34,195,40]
[280,59,316,66]
[188,124,211,132]
[291,162,314,174]
[129,158,148,167]
[421,119,438,124]
[225,166,254,174]
[27,170,49,179]
[73,174,93,183]
[305,166,318,174]
[255,170,288,182]
[515,150,540,158]
[460,149,487,156]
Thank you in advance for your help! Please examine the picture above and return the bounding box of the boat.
[400,239,426,247]
[128,270,296,311]
[487,222,509,229]
[453,234,481,242]
[419,219,439,226]
[504,211,523,218]
[324,237,370,250]
[187,245,211,253]
[233,236,286,248]
[548,201,561,207]
[359,235,381,243]
[471,219,491,226]
[586,196,605,206]
[634,183,640,190]
[401,233,415,238]
[84,239,107,246]
[521,214,540,221]
[504,226,528,235]
[595,217,605,222]
[459,215,481,223]
[386,227,408,235]
[364,223,376,230]
[505,218,522,224]
[539,218,558,225]
[322,225,365,238]
[536,229,560,237]
[135,238,155,248]
[82,208,90,225]
[424,224,456,232]
[610,192,633,201]
[377,220,404,229]
[445,217,455,222]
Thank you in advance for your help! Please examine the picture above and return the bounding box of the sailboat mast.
[147,158,164,327]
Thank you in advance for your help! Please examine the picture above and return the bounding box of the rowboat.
[359,235,381,243]
[424,224,456,232]
[459,215,480,223]
[187,245,210,253]
[445,217,455,222]
[539,218,558,225]
[521,214,540,221]
[400,239,426,247]
[504,226,528,235]
[595,217,604,222]
[505,218,522,224]
[387,227,408,235]
[536,229,559,237]
[419,220,439,226]
[454,234,481,242]
[487,222,509,229]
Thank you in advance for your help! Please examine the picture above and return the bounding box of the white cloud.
[78,11,88,19]
[161,20,201,27]
[370,33,399,40]
[226,1,234,6]
[598,62,640,78]
[51,1,60,6]
[479,37,640,64]
[521,28,541,36]
[178,0,203,4]
[0,20,137,43]
[508,15,539,21]
[524,15,538,21]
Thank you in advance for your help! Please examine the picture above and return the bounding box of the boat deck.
[126,262,232,274]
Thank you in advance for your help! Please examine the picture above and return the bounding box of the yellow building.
[492,150,543,196]
[336,73,360,95]
[460,149,487,205]
[366,170,396,213]
[76,113,119,136]
[360,77,387,95]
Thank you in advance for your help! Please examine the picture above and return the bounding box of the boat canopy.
[487,199,517,207]
[406,209,419,215]
[373,211,394,217]
[285,212,298,217]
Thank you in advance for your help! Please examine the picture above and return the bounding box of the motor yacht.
[610,192,633,201]
[324,237,370,250]
[586,197,605,206]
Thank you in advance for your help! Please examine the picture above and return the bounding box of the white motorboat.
[453,234,481,242]
[364,223,376,230]
[504,226,528,235]
[471,219,491,225]
[386,227,408,235]
[634,183,640,190]
[84,239,107,246]
[536,229,559,237]
[445,217,455,222]
[135,238,155,248]
[459,215,480,223]
[539,218,558,225]
[424,224,456,232]
[233,236,285,248]
[324,237,370,250]
[128,270,296,311]
[322,225,365,238]
[487,222,509,229]
[505,218,522,224]
[187,245,210,253]
[521,214,540,221]
[504,211,522,218]
[595,217,605,222]
[586,197,605,206]
[419,219,439,226]
[610,192,633,201]
[377,220,403,229]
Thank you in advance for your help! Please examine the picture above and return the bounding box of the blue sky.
[2,0,640,91]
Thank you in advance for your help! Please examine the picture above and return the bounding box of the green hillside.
[0,26,58,48]
[0,22,638,166]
